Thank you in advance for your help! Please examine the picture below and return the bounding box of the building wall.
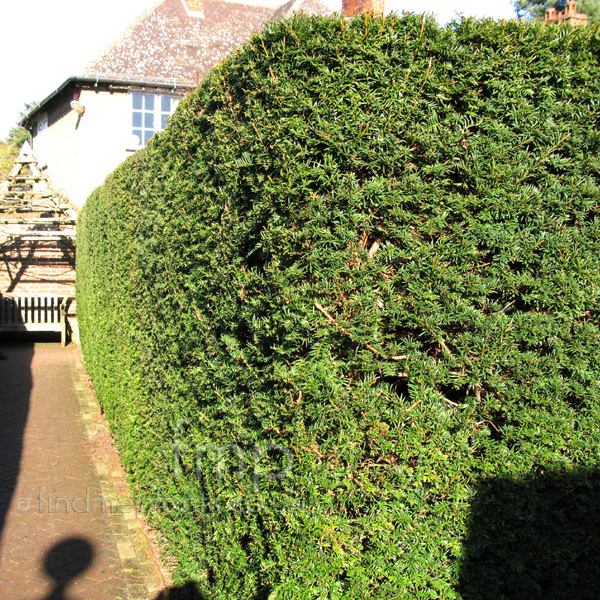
[32,88,134,208]
[0,239,76,297]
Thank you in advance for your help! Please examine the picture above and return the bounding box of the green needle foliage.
[0,142,18,180]
[77,13,600,599]
[1,128,29,179]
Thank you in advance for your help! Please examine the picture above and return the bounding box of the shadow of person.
[152,581,274,599]
[459,469,600,600]
[153,582,207,600]
[41,537,94,600]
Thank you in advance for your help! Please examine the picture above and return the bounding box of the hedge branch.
[517,133,571,183]
[314,301,408,366]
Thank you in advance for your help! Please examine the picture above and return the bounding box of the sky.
[0,0,516,140]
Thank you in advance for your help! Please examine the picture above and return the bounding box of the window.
[34,116,49,167]
[131,93,179,148]
[37,117,48,135]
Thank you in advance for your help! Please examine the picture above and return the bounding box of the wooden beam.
[0,218,76,225]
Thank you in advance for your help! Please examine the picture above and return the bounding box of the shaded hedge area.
[77,14,600,599]
[459,469,600,599]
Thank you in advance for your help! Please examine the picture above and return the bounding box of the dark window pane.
[145,113,154,129]
[161,115,169,130]
[144,130,153,145]
[132,94,143,110]
[161,96,171,113]
[132,112,142,128]
[132,130,142,146]
[144,94,154,110]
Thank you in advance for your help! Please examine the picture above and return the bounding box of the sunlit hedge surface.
[77,13,600,599]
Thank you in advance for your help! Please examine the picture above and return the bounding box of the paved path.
[0,341,165,599]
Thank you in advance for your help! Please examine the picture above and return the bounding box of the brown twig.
[439,339,452,356]
[442,396,462,407]
[368,237,382,260]
[407,399,421,412]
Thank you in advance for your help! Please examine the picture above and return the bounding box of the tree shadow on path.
[459,469,600,600]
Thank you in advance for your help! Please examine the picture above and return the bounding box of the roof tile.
[80,0,331,88]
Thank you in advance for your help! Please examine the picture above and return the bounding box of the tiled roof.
[79,0,332,88]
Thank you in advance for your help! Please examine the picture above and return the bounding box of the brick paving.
[0,340,165,599]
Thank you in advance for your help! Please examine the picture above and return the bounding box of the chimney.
[545,1,587,26]
[182,0,203,17]
[342,0,384,17]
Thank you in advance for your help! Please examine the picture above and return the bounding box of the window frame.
[37,117,48,136]
[129,92,180,150]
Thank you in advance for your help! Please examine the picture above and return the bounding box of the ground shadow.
[153,582,208,599]
[459,469,600,599]
[152,581,272,599]
[0,332,35,559]
[41,537,94,600]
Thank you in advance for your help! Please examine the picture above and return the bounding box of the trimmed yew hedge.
[77,13,600,599]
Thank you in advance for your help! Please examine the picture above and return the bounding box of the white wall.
[32,88,134,208]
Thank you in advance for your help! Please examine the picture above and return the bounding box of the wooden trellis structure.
[0,143,76,343]
[0,142,76,245]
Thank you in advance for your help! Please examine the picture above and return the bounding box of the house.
[21,0,339,209]
[4,0,382,328]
